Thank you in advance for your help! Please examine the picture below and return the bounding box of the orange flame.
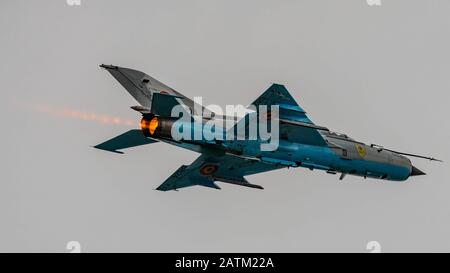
[32,104,137,127]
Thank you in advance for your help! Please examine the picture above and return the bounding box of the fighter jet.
[95,64,441,191]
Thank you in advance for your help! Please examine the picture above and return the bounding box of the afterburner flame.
[140,116,159,135]
[33,104,136,127]
[149,117,159,135]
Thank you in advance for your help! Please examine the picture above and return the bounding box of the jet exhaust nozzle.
[140,116,176,138]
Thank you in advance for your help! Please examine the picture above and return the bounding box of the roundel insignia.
[355,143,367,158]
[199,164,219,176]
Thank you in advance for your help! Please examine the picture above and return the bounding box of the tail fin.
[100,64,211,118]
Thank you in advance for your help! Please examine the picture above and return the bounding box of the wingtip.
[155,185,176,192]
[99,64,118,70]
[92,145,124,154]
[270,83,286,88]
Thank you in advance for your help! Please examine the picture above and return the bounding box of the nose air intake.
[410,165,426,176]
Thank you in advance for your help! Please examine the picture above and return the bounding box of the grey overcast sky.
[1,0,449,252]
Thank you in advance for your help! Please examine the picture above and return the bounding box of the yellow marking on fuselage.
[355,143,367,158]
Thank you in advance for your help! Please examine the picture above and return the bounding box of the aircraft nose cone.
[410,165,426,176]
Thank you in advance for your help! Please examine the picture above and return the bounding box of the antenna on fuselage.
[370,144,443,162]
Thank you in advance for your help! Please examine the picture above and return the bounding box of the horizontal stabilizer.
[94,129,157,154]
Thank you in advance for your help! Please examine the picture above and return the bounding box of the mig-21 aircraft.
[95,64,441,191]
